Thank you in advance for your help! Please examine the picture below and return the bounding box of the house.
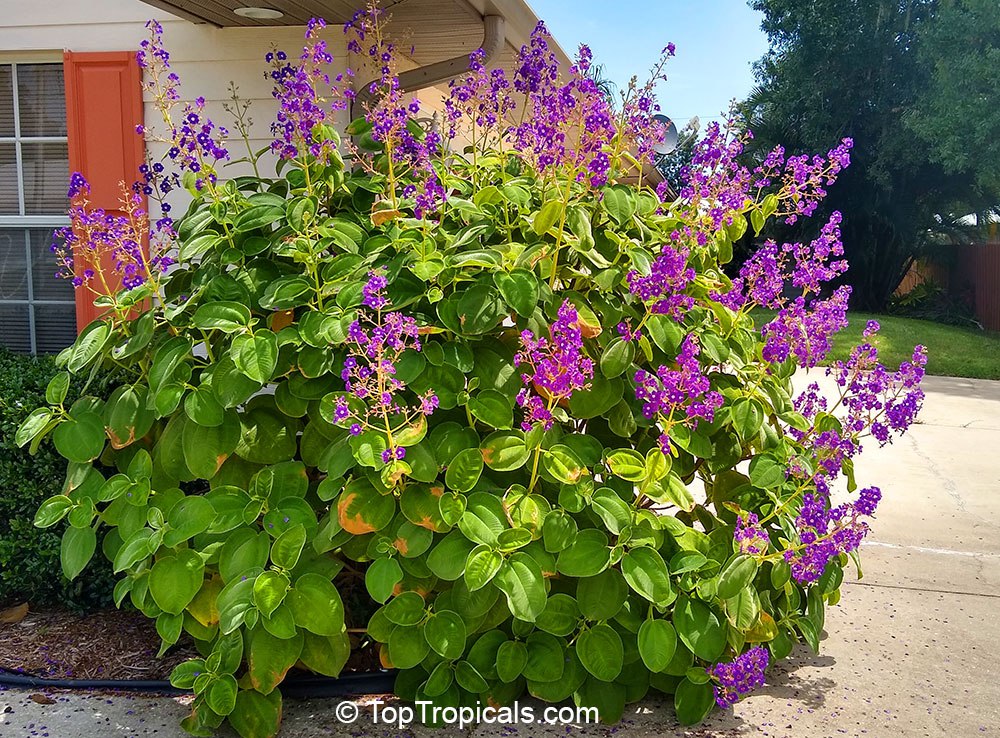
[0,0,568,354]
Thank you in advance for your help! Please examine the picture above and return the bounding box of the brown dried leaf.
[29,693,56,705]
[0,603,28,624]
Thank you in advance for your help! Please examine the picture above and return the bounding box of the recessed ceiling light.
[234,6,284,20]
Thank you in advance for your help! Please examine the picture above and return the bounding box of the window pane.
[0,303,30,353]
[17,64,66,137]
[21,140,67,215]
[29,228,73,300]
[0,228,29,300]
[34,302,76,353]
[0,65,13,137]
[0,143,18,214]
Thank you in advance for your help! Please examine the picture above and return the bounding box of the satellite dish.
[651,114,678,155]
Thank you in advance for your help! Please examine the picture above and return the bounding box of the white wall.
[1,0,456,216]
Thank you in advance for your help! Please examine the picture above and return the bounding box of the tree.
[743,0,1000,310]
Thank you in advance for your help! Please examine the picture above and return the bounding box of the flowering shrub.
[17,10,926,738]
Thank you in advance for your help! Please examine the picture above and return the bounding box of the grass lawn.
[750,310,1000,380]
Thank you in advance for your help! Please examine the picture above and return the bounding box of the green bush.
[0,347,117,612]
[18,13,927,738]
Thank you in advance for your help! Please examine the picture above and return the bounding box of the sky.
[526,0,770,130]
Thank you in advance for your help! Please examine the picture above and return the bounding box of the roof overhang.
[136,0,571,70]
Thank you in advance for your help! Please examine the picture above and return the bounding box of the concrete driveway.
[3,374,999,738]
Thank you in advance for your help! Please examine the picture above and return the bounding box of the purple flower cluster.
[761,285,851,367]
[734,512,769,556]
[634,334,724,454]
[783,487,882,584]
[52,174,169,291]
[515,301,594,430]
[619,44,676,163]
[826,322,928,446]
[679,119,754,229]
[710,646,769,708]
[337,272,438,464]
[268,18,351,161]
[345,8,445,217]
[626,242,695,320]
[444,48,515,142]
[756,139,854,225]
[507,27,619,187]
[713,212,848,313]
[136,20,229,190]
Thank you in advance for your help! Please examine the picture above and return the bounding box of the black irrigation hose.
[0,667,396,698]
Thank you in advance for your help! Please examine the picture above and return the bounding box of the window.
[0,62,74,354]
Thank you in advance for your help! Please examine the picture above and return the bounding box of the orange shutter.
[63,51,146,330]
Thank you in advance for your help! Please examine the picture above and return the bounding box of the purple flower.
[336,271,437,466]
[515,301,594,430]
[627,242,695,320]
[734,513,769,556]
[633,334,724,453]
[711,646,768,708]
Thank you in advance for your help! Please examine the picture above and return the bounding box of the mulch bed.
[0,606,382,682]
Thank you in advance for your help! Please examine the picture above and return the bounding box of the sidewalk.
[3,375,999,738]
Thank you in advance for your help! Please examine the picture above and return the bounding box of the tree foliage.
[744,0,1000,310]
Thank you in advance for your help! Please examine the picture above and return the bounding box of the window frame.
[0,58,73,355]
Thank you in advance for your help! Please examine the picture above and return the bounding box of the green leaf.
[287,573,345,636]
[424,610,467,659]
[590,487,632,535]
[34,495,72,528]
[60,525,96,580]
[601,185,636,225]
[68,321,110,372]
[248,626,303,694]
[494,552,547,622]
[234,204,285,233]
[606,449,646,482]
[445,447,484,493]
[674,677,715,725]
[535,593,580,636]
[233,330,279,383]
[388,625,429,669]
[522,631,565,682]
[228,688,282,738]
[600,338,634,378]
[480,431,530,471]
[253,570,290,618]
[556,529,610,577]
[464,545,503,591]
[365,557,403,603]
[205,674,238,716]
[673,594,727,661]
[576,623,624,681]
[46,371,70,405]
[749,454,787,489]
[53,411,105,463]
[716,554,759,600]
[638,618,677,673]
[468,390,514,430]
[493,269,540,317]
[191,301,252,333]
[576,568,626,621]
[383,591,426,626]
[271,524,307,570]
[163,495,216,547]
[533,199,563,235]
[182,414,240,479]
[15,407,53,447]
[542,444,587,484]
[731,398,765,441]
[149,549,205,614]
[496,640,528,683]
[178,232,221,260]
[542,510,578,552]
[455,285,506,335]
[621,546,674,605]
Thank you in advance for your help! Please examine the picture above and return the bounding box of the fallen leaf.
[0,603,28,624]
[29,694,55,705]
